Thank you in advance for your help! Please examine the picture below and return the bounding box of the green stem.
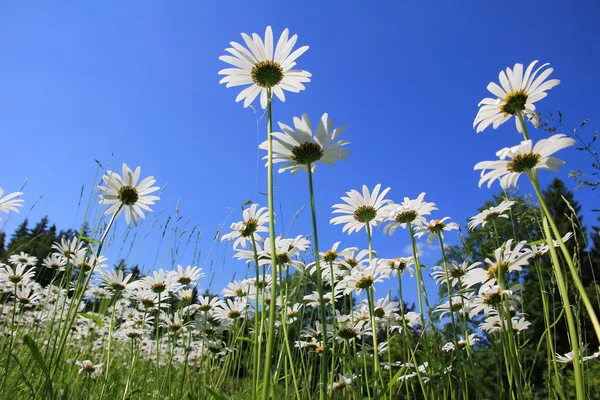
[530,169,600,343]
[306,160,329,400]
[261,88,280,400]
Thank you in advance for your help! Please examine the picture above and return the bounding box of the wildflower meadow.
[1,3,600,400]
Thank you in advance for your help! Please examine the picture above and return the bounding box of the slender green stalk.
[305,160,329,400]
[540,216,584,399]
[261,88,280,400]
[250,234,262,400]
[530,169,600,343]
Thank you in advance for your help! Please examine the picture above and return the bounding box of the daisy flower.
[99,269,135,294]
[331,184,392,234]
[468,200,515,230]
[75,360,103,377]
[213,299,249,323]
[382,193,438,235]
[51,237,85,261]
[341,259,391,295]
[98,163,160,226]
[434,294,472,320]
[329,374,355,391]
[169,265,204,288]
[442,333,479,352]
[474,134,575,189]
[218,26,311,109]
[42,253,67,272]
[0,262,36,285]
[197,296,225,313]
[414,217,460,244]
[0,188,24,221]
[9,252,38,268]
[431,260,481,288]
[474,61,560,134]
[384,256,415,277]
[221,203,269,249]
[463,239,534,288]
[468,284,523,318]
[137,269,174,295]
[260,113,350,174]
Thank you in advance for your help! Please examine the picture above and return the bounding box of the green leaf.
[204,385,230,400]
[79,312,105,327]
[23,335,50,379]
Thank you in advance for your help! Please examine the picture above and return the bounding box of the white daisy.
[384,256,415,277]
[221,203,270,249]
[330,184,392,234]
[98,163,160,226]
[75,360,103,377]
[169,265,204,288]
[99,269,135,294]
[51,237,85,261]
[431,261,481,288]
[0,188,24,221]
[474,61,560,134]
[463,239,534,288]
[414,217,460,244]
[42,253,67,272]
[8,252,38,268]
[382,193,438,235]
[260,113,350,174]
[468,200,515,230]
[341,258,391,295]
[475,134,575,189]
[218,26,311,109]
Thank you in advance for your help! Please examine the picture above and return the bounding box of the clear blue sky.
[1,1,599,305]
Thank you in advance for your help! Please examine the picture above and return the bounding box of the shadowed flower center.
[82,362,96,373]
[507,152,541,173]
[255,278,268,289]
[483,292,502,307]
[111,282,126,291]
[323,250,338,263]
[355,276,374,289]
[291,142,323,164]
[501,90,528,115]
[449,268,466,279]
[118,185,139,206]
[240,218,258,237]
[450,301,463,312]
[395,210,418,224]
[354,206,377,223]
[228,310,242,319]
[483,211,500,222]
[251,60,284,88]
[199,304,212,312]
[141,298,156,308]
[178,276,192,285]
[235,288,247,297]
[151,282,167,294]
[487,261,511,280]
[374,307,386,318]
[344,259,358,268]
[338,327,358,340]
[426,219,446,234]
[77,262,93,272]
[8,275,22,284]
[276,253,291,265]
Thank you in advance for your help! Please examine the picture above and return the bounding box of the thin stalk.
[306,160,329,400]
[261,88,280,400]
[530,169,600,343]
